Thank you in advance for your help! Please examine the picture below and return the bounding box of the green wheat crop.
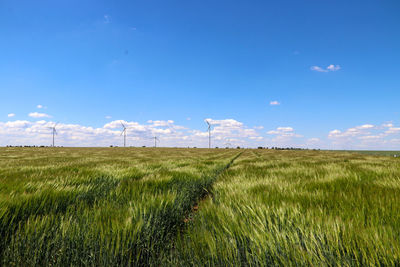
[172,150,400,266]
[0,147,238,266]
[1,147,399,266]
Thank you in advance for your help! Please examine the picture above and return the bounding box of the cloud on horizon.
[328,123,400,149]
[0,118,264,148]
[1,119,400,150]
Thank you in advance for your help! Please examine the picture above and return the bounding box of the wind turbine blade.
[120,122,126,129]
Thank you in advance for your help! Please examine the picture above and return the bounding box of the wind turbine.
[205,120,211,149]
[225,142,232,148]
[153,136,159,148]
[48,122,58,147]
[120,122,128,147]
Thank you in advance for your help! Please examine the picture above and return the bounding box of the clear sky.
[1,0,400,149]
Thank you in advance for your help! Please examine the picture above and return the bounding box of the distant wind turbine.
[205,120,211,149]
[153,136,159,148]
[120,122,128,147]
[48,122,58,147]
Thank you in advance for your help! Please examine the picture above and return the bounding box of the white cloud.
[277,127,293,132]
[37,105,43,109]
[265,126,304,148]
[358,135,381,140]
[267,126,302,137]
[28,112,52,118]
[326,64,341,71]
[105,116,112,119]
[383,123,393,128]
[385,127,400,135]
[270,100,280,106]
[359,124,374,129]
[193,118,262,147]
[1,118,400,150]
[262,122,400,149]
[327,122,400,149]
[328,129,341,137]
[311,64,341,72]
[0,118,261,148]
[304,137,322,147]
[7,113,15,118]
[147,120,174,127]
[4,120,31,128]
[328,124,376,138]
[311,66,328,72]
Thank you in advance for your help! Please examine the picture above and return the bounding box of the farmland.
[1,148,400,266]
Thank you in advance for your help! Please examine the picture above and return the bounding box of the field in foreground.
[1,148,399,266]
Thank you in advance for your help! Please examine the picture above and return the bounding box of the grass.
[348,150,400,157]
[1,147,400,266]
[0,147,239,266]
[173,150,400,266]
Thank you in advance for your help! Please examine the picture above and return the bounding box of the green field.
[1,148,400,266]
[345,150,400,157]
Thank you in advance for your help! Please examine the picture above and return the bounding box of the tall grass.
[0,147,238,266]
[172,150,400,266]
[1,148,400,266]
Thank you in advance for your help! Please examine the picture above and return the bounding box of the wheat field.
[1,147,399,266]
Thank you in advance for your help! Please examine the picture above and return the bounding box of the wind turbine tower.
[205,120,211,149]
[120,122,128,147]
[48,122,58,147]
[153,136,159,148]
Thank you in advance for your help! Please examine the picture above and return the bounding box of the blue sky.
[1,0,400,148]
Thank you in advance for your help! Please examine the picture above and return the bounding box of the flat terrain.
[1,148,399,266]
[344,150,400,157]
